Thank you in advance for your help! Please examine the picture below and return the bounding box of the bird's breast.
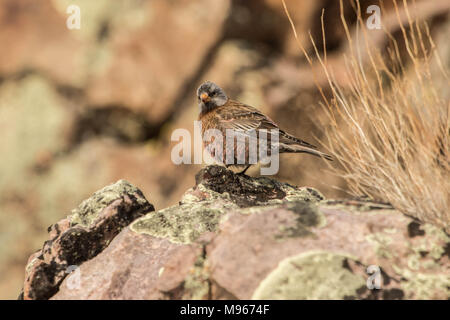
[199,108,223,134]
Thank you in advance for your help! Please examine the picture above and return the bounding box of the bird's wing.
[217,100,279,132]
[217,100,317,149]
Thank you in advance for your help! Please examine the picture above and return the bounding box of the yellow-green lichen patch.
[420,224,450,259]
[366,233,394,259]
[196,184,233,202]
[278,186,325,204]
[252,251,366,299]
[25,256,40,276]
[393,266,450,299]
[179,190,201,204]
[70,179,145,227]
[321,200,398,216]
[179,184,235,206]
[383,228,398,234]
[130,201,234,244]
[238,205,279,215]
[249,177,279,189]
[389,222,450,299]
[0,75,72,192]
[182,254,210,300]
[403,222,449,272]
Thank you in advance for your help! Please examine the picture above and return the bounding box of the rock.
[0,0,82,85]
[0,75,75,192]
[31,166,449,300]
[86,0,231,124]
[5,0,449,301]
[22,180,154,300]
[0,74,79,299]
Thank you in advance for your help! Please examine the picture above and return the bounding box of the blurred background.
[0,0,448,299]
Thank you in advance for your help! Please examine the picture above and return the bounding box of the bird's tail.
[280,143,333,161]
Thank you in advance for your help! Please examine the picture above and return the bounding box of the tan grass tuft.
[282,0,450,231]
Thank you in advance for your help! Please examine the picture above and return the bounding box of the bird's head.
[197,81,228,113]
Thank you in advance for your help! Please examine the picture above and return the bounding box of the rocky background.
[0,0,449,299]
[21,166,450,300]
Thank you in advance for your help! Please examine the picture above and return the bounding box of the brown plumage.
[197,81,332,174]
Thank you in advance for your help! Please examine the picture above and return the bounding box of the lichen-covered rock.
[21,180,154,300]
[193,165,324,206]
[43,166,449,300]
[252,251,367,299]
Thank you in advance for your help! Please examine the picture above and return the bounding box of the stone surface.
[86,0,231,124]
[2,0,448,299]
[0,0,82,84]
[21,180,154,300]
[42,166,449,300]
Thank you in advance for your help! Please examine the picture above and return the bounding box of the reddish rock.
[43,166,449,300]
[21,180,154,300]
[0,0,81,84]
[87,0,231,124]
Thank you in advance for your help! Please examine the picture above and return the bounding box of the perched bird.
[197,81,332,174]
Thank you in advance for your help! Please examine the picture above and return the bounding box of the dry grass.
[283,0,450,231]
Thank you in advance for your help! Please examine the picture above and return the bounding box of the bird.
[197,81,332,175]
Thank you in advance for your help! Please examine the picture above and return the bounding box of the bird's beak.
[200,93,210,103]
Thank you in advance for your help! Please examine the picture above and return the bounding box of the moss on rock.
[280,186,325,203]
[70,179,149,227]
[252,251,366,299]
[130,200,236,244]
[394,267,450,299]
[182,254,211,300]
[394,223,450,299]
[365,232,394,259]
